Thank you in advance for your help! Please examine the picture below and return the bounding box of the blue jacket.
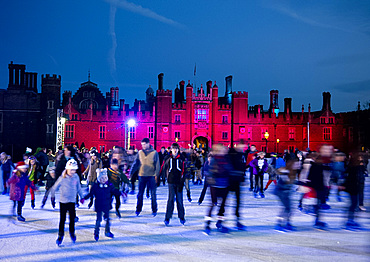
[84,181,120,212]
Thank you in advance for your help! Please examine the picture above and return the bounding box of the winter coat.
[84,181,120,212]
[160,154,185,185]
[246,151,258,166]
[250,157,268,175]
[35,151,49,166]
[131,146,160,177]
[331,161,346,180]
[28,163,40,184]
[207,155,233,188]
[84,158,102,183]
[0,159,15,173]
[108,167,129,190]
[344,165,366,195]
[45,172,56,190]
[228,148,246,183]
[7,171,37,201]
[51,171,84,203]
[307,161,331,191]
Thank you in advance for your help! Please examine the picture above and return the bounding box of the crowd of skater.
[0,139,368,245]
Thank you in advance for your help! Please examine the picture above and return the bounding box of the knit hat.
[65,159,78,170]
[90,149,98,156]
[16,161,29,169]
[97,168,108,181]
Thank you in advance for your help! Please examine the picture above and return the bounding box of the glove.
[80,198,85,204]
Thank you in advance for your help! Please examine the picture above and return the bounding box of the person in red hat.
[7,161,38,221]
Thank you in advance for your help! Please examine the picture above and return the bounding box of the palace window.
[320,117,326,124]
[99,125,106,139]
[99,145,106,153]
[47,100,54,109]
[247,127,252,140]
[288,145,295,152]
[83,91,89,98]
[65,124,75,139]
[195,109,208,121]
[328,117,334,124]
[71,113,78,121]
[222,115,228,124]
[289,128,295,140]
[47,124,53,134]
[175,114,181,123]
[175,131,181,139]
[323,127,332,140]
[130,126,136,139]
[148,126,154,139]
[222,132,228,140]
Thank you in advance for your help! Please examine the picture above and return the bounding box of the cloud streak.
[106,0,185,29]
[108,4,117,78]
[332,79,370,94]
[106,0,185,77]
[265,3,370,36]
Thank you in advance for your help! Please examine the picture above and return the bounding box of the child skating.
[51,159,85,246]
[7,161,38,221]
[81,168,122,241]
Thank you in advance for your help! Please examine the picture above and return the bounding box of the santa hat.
[65,159,78,170]
[97,168,108,181]
[16,161,29,169]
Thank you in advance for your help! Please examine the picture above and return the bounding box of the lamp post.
[264,131,269,152]
[276,138,280,154]
[127,119,136,150]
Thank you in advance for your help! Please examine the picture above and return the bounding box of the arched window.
[79,99,98,110]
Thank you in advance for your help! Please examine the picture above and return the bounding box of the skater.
[250,152,268,198]
[1,152,15,195]
[51,159,85,246]
[41,167,56,209]
[81,168,121,241]
[108,158,130,218]
[265,153,285,191]
[160,143,186,226]
[274,160,299,232]
[130,138,160,216]
[183,151,195,202]
[83,149,102,209]
[158,146,168,186]
[204,144,232,235]
[246,145,258,191]
[7,161,38,221]
[307,144,333,230]
[25,156,39,209]
[198,154,212,205]
[228,141,248,230]
[343,153,365,230]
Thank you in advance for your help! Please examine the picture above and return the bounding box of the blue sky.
[1,0,370,112]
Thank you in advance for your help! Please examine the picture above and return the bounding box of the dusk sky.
[1,0,370,112]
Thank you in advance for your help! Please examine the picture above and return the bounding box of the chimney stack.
[206,80,212,96]
[284,98,292,114]
[269,90,279,112]
[225,75,232,104]
[179,80,185,102]
[158,73,164,90]
[322,92,331,111]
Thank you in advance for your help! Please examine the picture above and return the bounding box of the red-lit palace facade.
[62,74,360,153]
